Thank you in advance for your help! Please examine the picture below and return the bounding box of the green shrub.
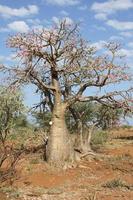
[102,178,131,189]
[91,130,108,147]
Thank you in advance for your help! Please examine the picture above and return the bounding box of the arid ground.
[0,127,133,200]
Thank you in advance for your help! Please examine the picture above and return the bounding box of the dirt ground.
[0,128,133,200]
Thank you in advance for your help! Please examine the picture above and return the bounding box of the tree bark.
[47,97,70,166]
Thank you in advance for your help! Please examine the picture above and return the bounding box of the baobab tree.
[1,21,132,166]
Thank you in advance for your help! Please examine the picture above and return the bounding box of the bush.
[91,130,108,149]
[102,178,131,189]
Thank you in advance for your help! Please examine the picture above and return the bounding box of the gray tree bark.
[47,87,70,166]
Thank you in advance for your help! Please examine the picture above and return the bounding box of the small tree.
[1,21,132,166]
[0,87,25,146]
[66,102,125,153]
[96,105,123,129]
[0,86,25,170]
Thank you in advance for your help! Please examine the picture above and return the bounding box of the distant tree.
[1,21,132,166]
[96,105,123,130]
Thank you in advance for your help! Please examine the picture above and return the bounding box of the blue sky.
[0,0,133,120]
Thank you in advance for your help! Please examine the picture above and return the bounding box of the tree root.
[80,151,96,159]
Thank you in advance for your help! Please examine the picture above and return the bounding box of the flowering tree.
[1,21,132,166]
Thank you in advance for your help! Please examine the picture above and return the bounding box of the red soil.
[1,128,133,200]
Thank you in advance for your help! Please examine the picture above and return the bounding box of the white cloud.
[0,4,38,18]
[120,31,133,37]
[128,42,133,48]
[52,16,60,24]
[107,20,133,30]
[8,21,30,33]
[0,18,49,34]
[91,0,133,20]
[32,25,44,32]
[119,48,133,57]
[90,40,107,50]
[0,20,42,33]
[109,35,124,41]
[94,13,107,20]
[60,10,69,16]
[52,16,73,25]
[46,0,80,6]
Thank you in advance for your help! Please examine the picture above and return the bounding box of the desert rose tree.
[1,21,132,166]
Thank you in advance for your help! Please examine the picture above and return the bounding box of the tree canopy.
[1,21,132,111]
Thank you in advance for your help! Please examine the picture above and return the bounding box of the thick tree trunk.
[47,102,70,166]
